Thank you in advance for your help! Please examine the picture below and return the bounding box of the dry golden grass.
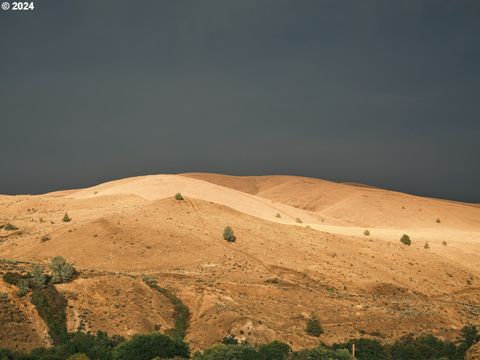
[0,173,479,351]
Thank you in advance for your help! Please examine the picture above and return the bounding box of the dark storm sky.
[1,1,479,202]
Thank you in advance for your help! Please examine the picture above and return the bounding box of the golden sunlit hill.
[1,174,479,353]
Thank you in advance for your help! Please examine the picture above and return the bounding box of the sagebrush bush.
[17,279,29,297]
[400,234,411,246]
[223,226,236,242]
[50,256,75,284]
[424,241,430,249]
[364,230,370,236]
[175,193,184,201]
[63,213,72,222]
[31,264,47,287]
[442,240,448,246]
[275,213,281,218]
[296,217,303,224]
[221,335,238,345]
[141,274,158,287]
[306,317,323,337]
[2,223,18,231]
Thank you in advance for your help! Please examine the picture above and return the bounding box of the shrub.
[67,354,89,360]
[306,317,323,337]
[436,218,441,223]
[221,335,238,345]
[63,213,72,222]
[291,346,352,360]
[457,324,479,354]
[67,331,124,359]
[31,263,47,287]
[17,279,29,297]
[275,213,281,218]
[296,217,303,224]
[41,235,51,242]
[223,226,236,242]
[193,344,260,360]
[332,339,387,360]
[3,272,26,286]
[141,274,158,287]
[175,193,184,201]
[258,340,291,360]
[3,223,18,231]
[389,334,458,360]
[400,234,411,246]
[112,332,189,360]
[363,230,370,236]
[424,241,430,249]
[26,330,125,359]
[50,256,75,284]
[442,240,448,246]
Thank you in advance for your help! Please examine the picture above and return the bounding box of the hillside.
[0,174,479,352]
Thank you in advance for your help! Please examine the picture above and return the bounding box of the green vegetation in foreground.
[2,258,74,344]
[2,267,479,359]
[0,326,478,360]
[0,332,188,360]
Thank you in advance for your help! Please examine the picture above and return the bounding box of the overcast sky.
[1,1,479,202]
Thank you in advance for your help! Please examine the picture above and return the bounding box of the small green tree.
[400,234,411,246]
[306,317,323,337]
[63,213,72,222]
[296,217,303,224]
[31,264,47,287]
[50,256,75,284]
[112,333,189,360]
[223,226,236,242]
[175,193,184,201]
[363,230,370,236]
[258,341,291,360]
